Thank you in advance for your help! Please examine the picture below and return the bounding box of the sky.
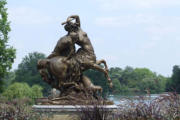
[6,0,180,76]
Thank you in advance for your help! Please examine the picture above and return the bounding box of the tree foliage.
[14,52,51,96]
[0,0,16,92]
[84,66,167,95]
[166,65,180,93]
[1,71,15,89]
[2,82,43,100]
[109,66,167,94]
[31,84,43,99]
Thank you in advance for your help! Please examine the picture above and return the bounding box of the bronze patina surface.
[37,15,113,105]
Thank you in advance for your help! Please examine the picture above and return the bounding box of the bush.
[77,99,112,120]
[31,85,43,99]
[0,97,42,120]
[2,82,43,100]
[114,92,180,120]
[77,93,180,120]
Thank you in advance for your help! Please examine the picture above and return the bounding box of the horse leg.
[62,82,81,90]
[82,75,103,93]
[96,59,108,72]
[95,60,113,88]
[82,62,112,88]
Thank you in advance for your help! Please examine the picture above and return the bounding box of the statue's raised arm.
[67,15,81,27]
[62,15,80,27]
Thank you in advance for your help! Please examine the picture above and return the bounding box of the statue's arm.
[67,15,80,27]
[66,42,75,60]
[47,38,66,59]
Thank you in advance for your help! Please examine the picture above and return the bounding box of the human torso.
[53,35,75,57]
[71,28,96,64]
[76,28,95,54]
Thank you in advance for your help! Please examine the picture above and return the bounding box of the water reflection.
[109,94,168,105]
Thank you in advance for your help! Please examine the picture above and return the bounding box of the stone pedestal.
[32,105,118,120]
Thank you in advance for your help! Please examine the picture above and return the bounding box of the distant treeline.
[86,65,180,95]
[1,52,180,99]
[85,67,167,95]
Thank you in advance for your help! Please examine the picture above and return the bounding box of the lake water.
[108,94,167,105]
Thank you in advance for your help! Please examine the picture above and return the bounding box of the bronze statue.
[37,15,113,105]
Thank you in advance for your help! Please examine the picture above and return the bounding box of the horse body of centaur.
[37,56,103,93]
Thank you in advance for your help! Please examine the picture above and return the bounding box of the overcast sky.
[6,0,180,76]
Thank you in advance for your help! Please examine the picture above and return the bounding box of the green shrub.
[2,82,43,100]
[31,84,43,99]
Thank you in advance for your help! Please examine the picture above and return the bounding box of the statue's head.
[64,22,78,33]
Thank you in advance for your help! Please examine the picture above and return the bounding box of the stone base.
[36,96,114,105]
[52,114,79,120]
[33,105,118,120]
[33,105,117,112]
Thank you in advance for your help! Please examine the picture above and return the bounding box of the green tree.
[31,85,43,99]
[134,68,155,81]
[2,71,15,89]
[166,65,180,93]
[156,75,167,92]
[14,52,51,96]
[111,78,129,94]
[120,66,134,85]
[2,82,32,99]
[109,67,167,94]
[109,67,122,80]
[166,77,172,91]
[0,0,16,92]
[109,67,129,94]
[2,82,43,100]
